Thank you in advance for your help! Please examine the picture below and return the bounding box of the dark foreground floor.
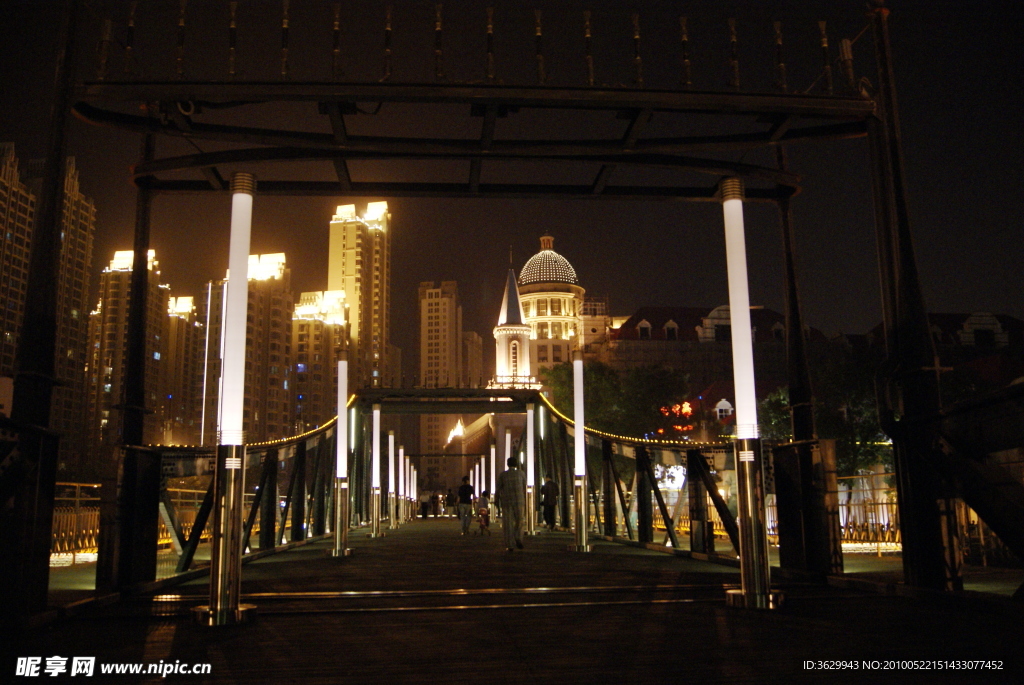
[12,519,1023,684]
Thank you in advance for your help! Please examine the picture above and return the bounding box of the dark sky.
[1,1,1022,377]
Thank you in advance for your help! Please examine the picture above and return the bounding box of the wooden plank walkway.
[14,518,1023,684]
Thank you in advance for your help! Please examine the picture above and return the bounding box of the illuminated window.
[537,345,548,363]
[552,345,562,363]
[538,300,548,316]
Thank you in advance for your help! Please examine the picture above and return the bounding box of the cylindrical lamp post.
[397,445,405,523]
[330,353,351,557]
[569,351,590,552]
[489,442,497,498]
[369,404,383,537]
[197,172,256,625]
[526,403,537,535]
[720,177,779,610]
[387,431,397,529]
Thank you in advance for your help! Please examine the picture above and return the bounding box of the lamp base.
[192,604,256,626]
[725,589,784,610]
[326,548,352,558]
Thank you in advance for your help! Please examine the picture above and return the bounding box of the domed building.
[518,235,585,373]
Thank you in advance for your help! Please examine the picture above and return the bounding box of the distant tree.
[617,365,690,438]
[540,360,622,433]
[809,340,894,476]
[541,361,689,439]
[758,386,792,442]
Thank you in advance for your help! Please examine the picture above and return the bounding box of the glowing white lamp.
[721,177,759,439]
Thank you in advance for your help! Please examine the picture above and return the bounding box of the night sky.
[1,0,1022,377]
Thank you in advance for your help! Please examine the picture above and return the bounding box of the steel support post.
[636,445,654,544]
[1,1,79,625]
[526,488,536,535]
[259,449,278,551]
[290,440,307,542]
[687,450,714,554]
[602,440,617,537]
[727,438,780,609]
[117,446,161,587]
[196,444,254,625]
[331,478,352,557]
[868,2,956,592]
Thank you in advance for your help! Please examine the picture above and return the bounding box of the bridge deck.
[18,520,1022,684]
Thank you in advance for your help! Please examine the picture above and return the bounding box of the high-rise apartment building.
[419,281,463,387]
[418,280,464,455]
[292,290,347,432]
[462,331,483,387]
[85,251,169,456]
[327,202,391,389]
[1,146,96,473]
[0,144,35,381]
[160,296,204,446]
[199,253,294,445]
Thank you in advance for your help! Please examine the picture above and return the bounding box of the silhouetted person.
[496,457,527,551]
[541,476,560,530]
[457,476,475,535]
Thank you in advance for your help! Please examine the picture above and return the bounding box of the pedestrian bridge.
[32,516,1023,683]
[95,386,744,586]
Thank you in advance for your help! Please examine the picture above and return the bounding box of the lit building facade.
[85,251,169,455]
[419,281,463,388]
[160,296,204,446]
[418,280,464,455]
[1,146,96,474]
[292,290,348,432]
[0,143,35,380]
[327,202,392,388]
[462,331,483,387]
[518,235,585,374]
[199,253,294,445]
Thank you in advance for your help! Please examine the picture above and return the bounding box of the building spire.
[497,268,525,326]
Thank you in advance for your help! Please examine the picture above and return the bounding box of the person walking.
[444,489,457,517]
[419,491,431,519]
[495,456,527,551]
[457,476,475,535]
[540,476,560,531]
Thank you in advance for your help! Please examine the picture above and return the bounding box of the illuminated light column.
[719,177,777,609]
[397,445,405,523]
[405,453,412,521]
[489,443,497,497]
[198,172,256,626]
[526,403,537,535]
[330,353,351,557]
[387,431,397,529]
[369,404,383,537]
[569,350,590,552]
[409,458,415,520]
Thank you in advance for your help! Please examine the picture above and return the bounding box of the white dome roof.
[519,236,578,285]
